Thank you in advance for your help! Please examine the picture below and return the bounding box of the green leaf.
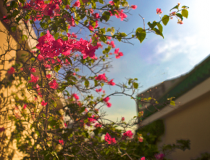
[101,11,110,22]
[98,0,104,4]
[84,80,89,88]
[153,28,164,38]
[21,35,28,41]
[176,13,183,20]
[107,28,111,32]
[170,5,179,11]
[181,9,188,18]
[128,78,133,85]
[182,5,189,9]
[79,107,86,113]
[157,23,163,33]
[54,65,61,72]
[94,80,98,86]
[170,101,175,106]
[148,21,157,29]
[136,27,146,43]
[66,57,72,66]
[133,82,139,89]
[100,35,107,43]
[162,15,169,26]
[11,26,16,32]
[120,32,127,37]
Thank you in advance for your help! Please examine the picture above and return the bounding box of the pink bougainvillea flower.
[105,133,116,144]
[64,123,67,128]
[88,115,96,123]
[123,130,133,138]
[170,11,176,16]
[23,104,27,109]
[95,73,107,82]
[95,123,102,128]
[89,8,94,14]
[103,97,110,103]
[109,1,114,5]
[46,74,51,79]
[73,0,80,7]
[49,79,58,89]
[73,73,76,75]
[88,25,94,31]
[8,67,15,74]
[29,67,36,73]
[106,102,112,108]
[114,48,120,54]
[177,19,183,24]
[72,93,79,100]
[155,153,165,160]
[107,36,112,40]
[29,74,39,83]
[35,84,40,91]
[121,117,125,121]
[110,41,115,48]
[116,52,123,59]
[156,8,163,14]
[0,127,5,132]
[107,79,115,86]
[41,100,47,106]
[37,54,44,61]
[20,68,23,71]
[131,5,137,10]
[59,139,64,145]
[65,5,69,9]
[141,157,145,160]
[93,13,100,19]
[139,136,143,142]
[95,88,102,92]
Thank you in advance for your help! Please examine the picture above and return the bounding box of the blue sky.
[94,0,210,131]
[31,0,210,131]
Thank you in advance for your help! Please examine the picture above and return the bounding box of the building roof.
[137,54,210,121]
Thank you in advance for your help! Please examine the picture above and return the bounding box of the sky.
[31,0,210,132]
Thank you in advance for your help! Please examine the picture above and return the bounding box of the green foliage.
[136,27,146,43]
[182,9,188,18]
[162,15,169,26]
[192,152,210,160]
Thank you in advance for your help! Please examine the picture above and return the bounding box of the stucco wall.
[159,91,210,160]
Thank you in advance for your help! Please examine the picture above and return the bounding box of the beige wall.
[159,91,210,160]
[0,20,35,160]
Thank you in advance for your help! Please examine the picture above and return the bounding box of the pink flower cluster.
[36,31,100,61]
[103,97,111,107]
[114,48,123,59]
[29,67,36,73]
[95,73,107,82]
[95,88,102,92]
[49,79,59,89]
[41,100,47,106]
[122,130,133,139]
[72,93,79,100]
[105,132,116,144]
[59,139,64,145]
[8,67,15,74]
[94,123,102,128]
[29,74,39,83]
[155,153,164,160]
[0,127,5,132]
[156,8,163,14]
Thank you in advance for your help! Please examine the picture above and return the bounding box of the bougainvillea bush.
[0,0,189,159]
